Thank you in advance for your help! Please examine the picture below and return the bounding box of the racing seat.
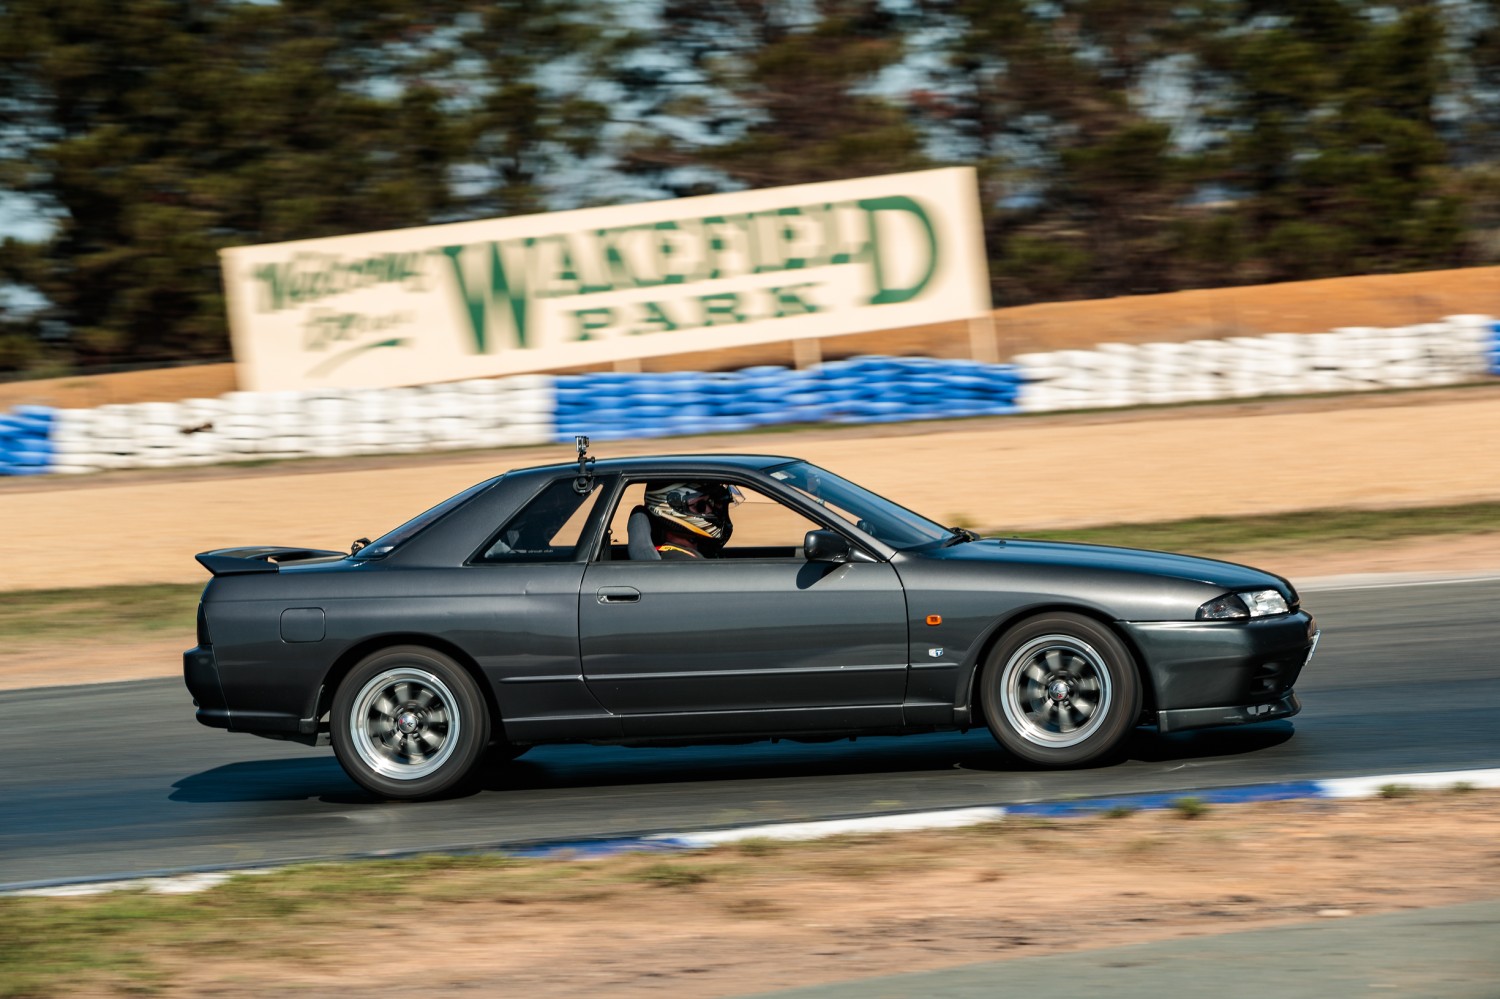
[627,506,660,561]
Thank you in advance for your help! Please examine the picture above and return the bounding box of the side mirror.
[804,529,850,563]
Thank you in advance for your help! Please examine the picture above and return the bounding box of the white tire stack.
[497,374,556,447]
[1010,314,1496,413]
[47,409,103,474]
[177,398,227,465]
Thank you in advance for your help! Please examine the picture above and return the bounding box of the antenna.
[573,435,595,494]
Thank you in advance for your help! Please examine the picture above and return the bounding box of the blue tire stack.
[1490,321,1500,375]
[816,356,1022,423]
[0,405,56,476]
[552,356,1022,442]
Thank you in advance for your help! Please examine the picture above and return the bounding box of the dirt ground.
[4,384,1498,591]
[85,791,1497,998]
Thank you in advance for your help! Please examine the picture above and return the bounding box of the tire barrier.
[0,405,55,477]
[5,377,554,476]
[1014,314,1495,413]
[552,356,1023,442]
[1,316,1495,476]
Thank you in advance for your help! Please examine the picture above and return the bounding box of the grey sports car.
[184,450,1318,800]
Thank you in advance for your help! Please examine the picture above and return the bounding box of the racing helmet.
[643,481,741,542]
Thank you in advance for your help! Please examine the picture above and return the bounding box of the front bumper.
[1157,690,1301,734]
[1120,611,1318,733]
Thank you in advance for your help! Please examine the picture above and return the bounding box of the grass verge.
[2,789,1496,998]
[0,583,202,646]
[997,500,1500,560]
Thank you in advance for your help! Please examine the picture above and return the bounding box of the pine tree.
[0,0,476,366]
[1199,1,1465,279]
[621,0,928,192]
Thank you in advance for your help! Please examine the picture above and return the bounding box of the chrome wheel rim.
[349,667,461,780]
[999,635,1113,749]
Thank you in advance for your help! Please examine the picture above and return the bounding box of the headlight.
[1197,589,1289,620]
[1243,589,1289,616]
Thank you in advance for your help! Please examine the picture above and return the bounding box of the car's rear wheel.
[979,613,1141,767]
[331,646,490,800]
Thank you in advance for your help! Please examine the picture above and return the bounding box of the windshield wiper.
[941,527,979,547]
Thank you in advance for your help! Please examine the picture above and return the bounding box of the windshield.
[351,476,501,559]
[767,461,951,550]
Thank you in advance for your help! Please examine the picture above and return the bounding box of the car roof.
[511,453,804,477]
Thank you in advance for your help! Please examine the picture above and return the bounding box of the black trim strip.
[498,674,586,684]
[586,664,905,682]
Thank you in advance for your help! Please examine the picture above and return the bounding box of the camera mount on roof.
[573,435,595,494]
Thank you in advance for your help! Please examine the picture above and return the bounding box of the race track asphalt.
[3,576,1498,889]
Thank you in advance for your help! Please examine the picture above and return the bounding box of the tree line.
[1,0,1497,373]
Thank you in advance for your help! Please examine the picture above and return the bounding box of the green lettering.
[860,196,938,306]
[630,301,678,335]
[253,250,431,313]
[728,214,761,277]
[597,227,640,289]
[572,307,615,341]
[588,226,666,289]
[768,283,822,318]
[440,239,533,354]
[699,292,744,326]
[549,237,583,297]
[749,211,781,274]
[573,233,614,295]
[701,216,729,280]
[776,207,806,270]
[253,263,293,312]
[628,225,665,288]
[812,202,852,266]
[397,252,424,286]
[654,221,684,285]
[302,310,364,350]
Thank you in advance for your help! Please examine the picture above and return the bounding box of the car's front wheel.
[979,613,1141,767]
[331,646,490,800]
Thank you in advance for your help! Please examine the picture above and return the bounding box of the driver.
[642,481,739,559]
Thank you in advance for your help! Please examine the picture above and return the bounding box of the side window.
[606,482,650,551]
[475,478,606,563]
[723,486,823,552]
[603,479,825,560]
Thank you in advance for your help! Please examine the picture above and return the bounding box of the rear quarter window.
[473,477,607,563]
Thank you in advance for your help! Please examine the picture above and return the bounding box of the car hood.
[924,537,1293,595]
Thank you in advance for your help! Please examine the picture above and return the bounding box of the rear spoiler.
[195,546,348,577]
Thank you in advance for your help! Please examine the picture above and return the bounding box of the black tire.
[331,645,490,800]
[978,613,1141,767]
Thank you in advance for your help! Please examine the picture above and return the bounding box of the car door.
[579,479,909,734]
[459,474,622,741]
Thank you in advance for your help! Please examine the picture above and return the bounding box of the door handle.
[596,586,641,604]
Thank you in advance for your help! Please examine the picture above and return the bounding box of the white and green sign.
[220,168,991,391]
